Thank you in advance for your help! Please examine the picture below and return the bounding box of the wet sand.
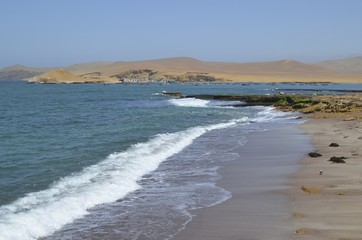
[174,124,312,240]
[290,118,362,239]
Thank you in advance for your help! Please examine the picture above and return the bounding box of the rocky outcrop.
[112,69,222,82]
[174,72,221,82]
[113,69,159,81]
[183,94,319,108]
[178,93,362,117]
[162,92,183,97]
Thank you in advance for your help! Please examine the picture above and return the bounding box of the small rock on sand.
[308,152,322,157]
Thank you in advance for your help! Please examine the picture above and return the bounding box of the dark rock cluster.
[329,156,347,163]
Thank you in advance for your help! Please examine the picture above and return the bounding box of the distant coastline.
[1,56,362,83]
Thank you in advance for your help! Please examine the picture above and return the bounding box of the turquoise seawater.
[0,81,361,240]
[0,82,255,204]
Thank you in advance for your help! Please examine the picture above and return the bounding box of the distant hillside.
[28,68,118,84]
[0,65,46,81]
[66,61,113,75]
[2,57,362,83]
[88,57,336,77]
[28,68,84,83]
[317,56,362,74]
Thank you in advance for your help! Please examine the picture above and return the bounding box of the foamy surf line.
[0,121,238,240]
[168,98,210,107]
[168,98,243,108]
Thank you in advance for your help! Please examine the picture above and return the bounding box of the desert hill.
[64,57,352,83]
[28,69,84,83]
[89,57,360,83]
[1,56,362,83]
[316,56,362,74]
[28,68,118,84]
[0,64,46,81]
[67,57,335,76]
[66,61,113,75]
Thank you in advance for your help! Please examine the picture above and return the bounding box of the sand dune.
[28,68,84,83]
[70,57,336,76]
[2,56,362,83]
[66,61,113,75]
[66,57,361,83]
[317,56,362,74]
[28,68,118,84]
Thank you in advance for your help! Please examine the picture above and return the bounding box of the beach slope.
[290,118,362,239]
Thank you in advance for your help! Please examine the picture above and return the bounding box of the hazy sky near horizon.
[1,0,362,68]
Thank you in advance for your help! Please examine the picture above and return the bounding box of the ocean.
[0,81,361,240]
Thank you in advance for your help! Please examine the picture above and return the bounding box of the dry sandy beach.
[290,118,362,240]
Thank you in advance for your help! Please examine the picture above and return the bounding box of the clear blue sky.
[1,0,362,68]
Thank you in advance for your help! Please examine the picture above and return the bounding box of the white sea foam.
[168,98,246,108]
[0,121,237,240]
[168,98,210,107]
[253,106,296,122]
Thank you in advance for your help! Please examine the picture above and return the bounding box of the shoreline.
[174,122,312,239]
[174,106,362,239]
[289,118,362,239]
